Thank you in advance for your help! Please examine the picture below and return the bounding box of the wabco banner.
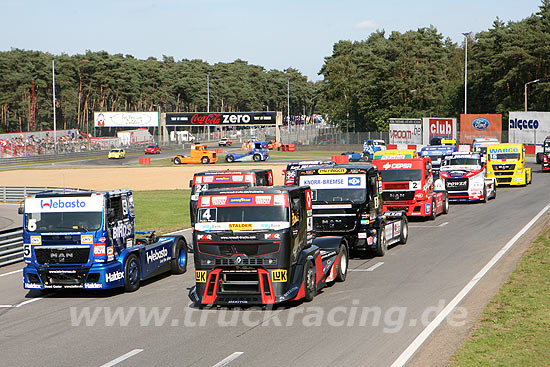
[166,112,277,126]
[508,111,550,145]
[94,112,159,127]
[422,117,457,145]
[388,118,422,144]
[25,196,104,213]
[459,114,502,144]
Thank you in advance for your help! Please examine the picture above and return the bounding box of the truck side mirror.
[189,180,193,188]
[107,208,115,222]
[18,206,24,215]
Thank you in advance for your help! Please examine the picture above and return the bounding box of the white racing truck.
[439,152,496,202]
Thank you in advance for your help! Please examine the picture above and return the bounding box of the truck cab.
[21,190,187,292]
[297,165,408,255]
[362,139,387,160]
[372,158,449,219]
[189,169,274,226]
[486,143,532,186]
[172,144,218,165]
[283,160,336,186]
[189,186,348,306]
[420,144,458,177]
[538,136,550,167]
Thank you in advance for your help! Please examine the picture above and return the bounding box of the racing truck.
[189,169,274,226]
[372,158,449,219]
[21,189,188,292]
[486,143,532,186]
[283,160,335,186]
[189,186,348,306]
[537,136,550,165]
[225,142,269,162]
[173,144,218,164]
[363,139,387,160]
[440,152,496,202]
[297,165,408,256]
[420,144,457,177]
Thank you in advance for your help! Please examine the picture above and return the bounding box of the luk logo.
[472,118,490,131]
[196,270,207,283]
[348,177,361,186]
[105,270,124,283]
[272,270,287,282]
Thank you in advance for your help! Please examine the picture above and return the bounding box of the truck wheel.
[375,224,387,256]
[303,261,316,302]
[174,157,181,165]
[443,194,450,213]
[226,155,234,163]
[171,239,188,274]
[482,186,488,203]
[124,254,141,292]
[335,244,348,282]
[253,154,261,162]
[429,198,437,220]
[400,216,408,244]
[201,157,210,164]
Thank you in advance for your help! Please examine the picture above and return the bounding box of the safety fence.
[0,227,23,267]
[0,186,86,202]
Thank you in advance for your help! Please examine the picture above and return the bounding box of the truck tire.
[123,254,141,292]
[400,216,408,244]
[335,243,348,282]
[375,224,387,256]
[429,198,437,220]
[253,154,261,162]
[171,239,188,274]
[226,155,234,163]
[174,157,181,165]
[482,186,488,203]
[201,157,210,164]
[303,261,316,302]
[443,193,450,213]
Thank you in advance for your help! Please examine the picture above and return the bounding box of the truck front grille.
[198,242,280,257]
[382,191,415,201]
[219,270,260,294]
[38,269,89,286]
[35,246,90,265]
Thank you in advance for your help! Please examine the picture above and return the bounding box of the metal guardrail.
[0,227,23,267]
[0,186,87,202]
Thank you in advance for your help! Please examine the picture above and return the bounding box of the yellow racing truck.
[486,143,532,186]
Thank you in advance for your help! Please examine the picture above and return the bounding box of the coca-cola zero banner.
[166,112,277,126]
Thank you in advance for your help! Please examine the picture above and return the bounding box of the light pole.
[524,79,540,112]
[462,32,471,115]
[52,58,57,152]
[207,72,210,140]
[153,104,161,143]
[287,78,290,128]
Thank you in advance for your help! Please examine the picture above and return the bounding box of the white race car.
[439,152,496,202]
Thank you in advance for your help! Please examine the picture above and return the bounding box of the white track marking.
[99,349,144,367]
[409,221,448,228]
[0,269,22,277]
[212,352,244,367]
[390,202,550,367]
[15,297,43,308]
[165,227,192,235]
[350,262,384,272]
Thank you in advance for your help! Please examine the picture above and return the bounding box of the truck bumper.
[384,199,432,217]
[23,261,124,290]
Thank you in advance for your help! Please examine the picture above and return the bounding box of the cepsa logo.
[40,199,86,209]
[382,162,413,170]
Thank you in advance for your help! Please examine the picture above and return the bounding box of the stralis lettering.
[147,248,169,263]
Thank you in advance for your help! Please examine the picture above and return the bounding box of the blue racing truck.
[21,189,188,292]
[420,144,458,177]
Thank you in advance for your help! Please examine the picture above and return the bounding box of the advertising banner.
[459,114,502,144]
[94,112,159,128]
[508,111,550,145]
[388,118,422,144]
[166,111,277,126]
[422,117,457,144]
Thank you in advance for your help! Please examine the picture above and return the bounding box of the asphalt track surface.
[0,203,20,230]
[0,162,548,367]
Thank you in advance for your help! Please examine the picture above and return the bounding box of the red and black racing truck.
[189,169,273,226]
[188,186,348,306]
[296,165,408,256]
[372,158,449,219]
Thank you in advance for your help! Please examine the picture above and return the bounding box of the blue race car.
[225,142,270,163]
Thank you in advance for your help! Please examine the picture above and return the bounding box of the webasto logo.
[40,199,86,209]
[147,248,168,263]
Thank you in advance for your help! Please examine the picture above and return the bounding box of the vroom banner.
[459,114,502,144]
[508,111,550,145]
[166,111,277,126]
[422,118,457,145]
[388,118,422,144]
[94,112,159,127]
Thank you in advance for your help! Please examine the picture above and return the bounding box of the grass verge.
[133,189,190,233]
[449,227,550,366]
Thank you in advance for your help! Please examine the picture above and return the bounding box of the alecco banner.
[459,114,502,144]
[166,112,277,126]
[422,117,457,145]
[508,111,550,145]
[388,118,422,144]
[94,112,159,128]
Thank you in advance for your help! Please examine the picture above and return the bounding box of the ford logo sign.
[472,118,490,131]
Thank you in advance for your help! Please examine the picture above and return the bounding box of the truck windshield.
[313,189,366,203]
[25,212,103,232]
[299,174,367,204]
[488,153,521,161]
[191,182,252,196]
[198,206,288,222]
[444,157,481,166]
[380,170,422,182]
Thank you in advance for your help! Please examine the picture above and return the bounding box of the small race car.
[108,148,125,159]
[218,138,232,147]
[225,142,269,162]
[144,144,161,154]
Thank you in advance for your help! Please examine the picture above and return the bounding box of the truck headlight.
[516,169,523,174]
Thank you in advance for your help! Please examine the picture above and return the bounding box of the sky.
[1,0,544,81]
